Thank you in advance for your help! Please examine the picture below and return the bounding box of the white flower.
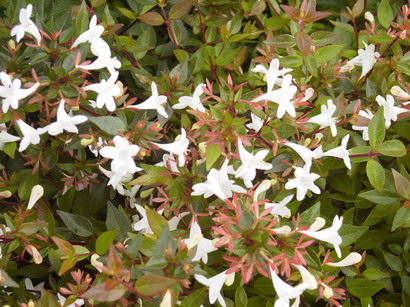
[299,215,343,258]
[77,39,121,75]
[235,138,272,188]
[156,153,180,173]
[270,268,309,307]
[16,119,48,152]
[11,4,41,45]
[0,72,40,113]
[173,83,205,112]
[272,225,292,235]
[191,159,246,200]
[72,15,105,48]
[132,205,186,233]
[254,179,271,201]
[326,252,362,267]
[348,42,380,79]
[376,94,408,128]
[48,100,88,136]
[323,134,351,169]
[308,217,326,232]
[0,124,20,150]
[195,270,233,307]
[84,71,121,112]
[153,128,189,167]
[252,74,297,118]
[306,99,337,137]
[57,293,84,307]
[321,283,334,299]
[246,113,264,132]
[284,141,323,168]
[284,164,320,201]
[25,278,44,291]
[265,195,293,218]
[127,81,168,118]
[160,289,173,307]
[352,109,373,141]
[99,136,141,186]
[98,165,134,195]
[88,137,106,157]
[293,264,318,290]
[183,221,217,263]
[27,185,44,210]
[252,59,292,92]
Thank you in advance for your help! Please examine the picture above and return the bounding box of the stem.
[160,6,180,49]
[195,0,207,43]
[349,149,410,158]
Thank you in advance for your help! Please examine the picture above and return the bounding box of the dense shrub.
[0,0,409,306]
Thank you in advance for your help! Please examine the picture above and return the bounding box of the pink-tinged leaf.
[138,12,164,26]
[280,5,299,22]
[169,0,193,20]
[392,169,410,199]
[295,31,311,56]
[83,282,127,302]
[304,11,332,23]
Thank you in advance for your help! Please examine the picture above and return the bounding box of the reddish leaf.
[139,12,164,26]
[295,31,311,56]
[169,0,193,20]
[83,282,127,302]
[135,275,177,296]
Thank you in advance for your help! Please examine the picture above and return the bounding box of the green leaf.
[264,34,295,47]
[57,210,93,237]
[88,116,127,135]
[392,169,410,199]
[216,48,239,66]
[383,251,403,271]
[18,171,38,201]
[300,202,320,226]
[315,44,344,63]
[358,190,400,205]
[169,0,193,20]
[330,20,354,32]
[362,268,390,280]
[2,142,17,159]
[311,31,340,46]
[145,206,169,236]
[235,286,248,307]
[75,2,89,36]
[180,287,208,307]
[138,11,164,26]
[339,224,368,246]
[356,230,388,249]
[206,143,221,171]
[58,257,77,276]
[375,140,406,157]
[279,55,303,67]
[366,159,385,191]
[96,229,118,255]
[265,17,289,31]
[392,207,410,231]
[135,275,176,296]
[52,236,75,255]
[377,0,394,29]
[368,107,385,148]
[106,203,132,241]
[347,278,384,298]
[370,33,394,44]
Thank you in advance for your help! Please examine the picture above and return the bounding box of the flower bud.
[0,190,12,199]
[272,225,292,235]
[26,245,43,264]
[321,283,334,299]
[81,136,94,146]
[8,40,15,50]
[27,185,44,210]
[91,254,103,272]
[364,12,374,23]
[254,179,271,201]
[391,86,410,100]
[71,105,79,111]
[160,289,172,307]
[225,272,235,286]
[309,217,326,231]
[326,252,362,267]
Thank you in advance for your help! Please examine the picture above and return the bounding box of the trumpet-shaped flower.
[156,153,180,173]
[48,100,88,136]
[252,59,293,92]
[252,74,297,118]
[265,195,293,218]
[183,221,217,263]
[293,264,318,290]
[77,39,121,75]
[347,42,380,79]
[299,215,343,258]
[25,278,44,291]
[84,71,121,112]
[352,109,373,141]
[127,81,168,118]
[195,270,232,307]
[11,4,41,45]
[326,252,362,267]
[98,165,134,195]
[376,94,408,128]
[173,83,206,112]
[235,138,272,188]
[0,124,20,150]
[0,72,40,113]
[246,113,264,132]
[192,159,246,200]
[99,136,142,186]
[270,268,310,307]
[153,128,189,167]
[323,134,351,169]
[72,15,105,48]
[306,99,337,137]
[285,164,320,201]
[17,119,48,152]
[284,141,323,168]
